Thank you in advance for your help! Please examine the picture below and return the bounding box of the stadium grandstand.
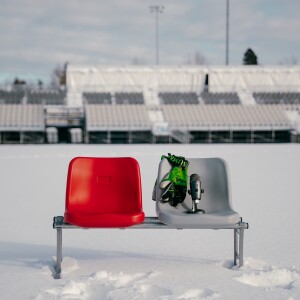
[0,104,45,143]
[1,65,300,144]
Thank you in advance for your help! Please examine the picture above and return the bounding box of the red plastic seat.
[64,157,145,227]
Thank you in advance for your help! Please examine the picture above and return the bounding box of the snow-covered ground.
[0,144,299,300]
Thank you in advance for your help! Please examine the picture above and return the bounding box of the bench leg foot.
[54,228,62,279]
[234,228,245,267]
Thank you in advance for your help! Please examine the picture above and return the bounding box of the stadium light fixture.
[149,5,164,65]
[226,0,230,65]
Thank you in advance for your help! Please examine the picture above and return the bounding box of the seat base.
[157,207,240,229]
[64,211,145,228]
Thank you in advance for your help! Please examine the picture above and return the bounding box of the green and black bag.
[153,153,189,207]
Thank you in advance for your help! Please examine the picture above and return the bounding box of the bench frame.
[52,216,248,279]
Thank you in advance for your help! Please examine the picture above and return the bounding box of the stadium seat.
[64,157,145,227]
[155,157,240,228]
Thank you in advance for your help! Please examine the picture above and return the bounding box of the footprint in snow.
[178,288,219,299]
[38,269,171,300]
[235,257,300,290]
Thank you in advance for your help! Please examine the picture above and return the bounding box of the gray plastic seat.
[155,157,240,229]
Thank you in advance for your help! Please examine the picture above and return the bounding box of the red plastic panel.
[64,157,144,227]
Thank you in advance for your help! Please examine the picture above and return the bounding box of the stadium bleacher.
[27,90,66,105]
[85,104,151,130]
[82,92,112,104]
[1,66,300,144]
[0,104,44,129]
[0,90,24,104]
[159,92,199,104]
[200,91,240,104]
[85,104,152,143]
[253,92,300,104]
[115,92,144,104]
[0,104,45,143]
[161,104,290,128]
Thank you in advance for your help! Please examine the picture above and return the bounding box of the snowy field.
[0,144,299,300]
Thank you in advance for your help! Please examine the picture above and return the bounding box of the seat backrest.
[156,157,233,213]
[65,157,143,214]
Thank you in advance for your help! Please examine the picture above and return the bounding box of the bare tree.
[184,50,207,65]
[131,57,147,65]
[279,55,298,65]
[194,51,207,65]
[51,63,67,88]
[13,78,26,86]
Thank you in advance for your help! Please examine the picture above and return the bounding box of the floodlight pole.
[149,5,164,65]
[226,0,230,65]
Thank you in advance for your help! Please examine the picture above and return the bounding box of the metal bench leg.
[54,228,62,279]
[239,228,244,267]
[234,228,245,267]
[234,229,238,266]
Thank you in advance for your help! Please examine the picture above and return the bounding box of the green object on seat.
[158,153,189,207]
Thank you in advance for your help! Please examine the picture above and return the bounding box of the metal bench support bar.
[53,216,248,279]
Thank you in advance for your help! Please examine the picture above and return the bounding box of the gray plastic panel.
[155,157,240,228]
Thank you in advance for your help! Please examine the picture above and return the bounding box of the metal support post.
[234,228,238,265]
[128,131,132,144]
[20,131,24,144]
[239,228,244,267]
[251,130,254,143]
[226,0,230,65]
[107,131,111,144]
[208,131,212,143]
[234,228,245,267]
[55,228,62,279]
[84,131,89,144]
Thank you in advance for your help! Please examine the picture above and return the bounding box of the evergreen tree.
[243,48,258,65]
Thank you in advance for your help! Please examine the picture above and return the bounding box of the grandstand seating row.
[85,104,152,130]
[2,89,300,106]
[83,92,112,104]
[84,104,292,130]
[0,103,295,144]
[27,90,66,105]
[161,105,291,128]
[82,91,240,105]
[115,92,144,104]
[200,91,240,104]
[0,103,292,131]
[82,91,300,106]
[0,90,24,104]
[0,104,44,130]
[253,92,300,105]
[82,91,300,105]
[0,90,66,105]
[159,92,199,104]
[83,92,144,105]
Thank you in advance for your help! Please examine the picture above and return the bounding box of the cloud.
[0,0,299,82]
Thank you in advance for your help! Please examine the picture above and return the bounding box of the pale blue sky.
[0,0,299,83]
